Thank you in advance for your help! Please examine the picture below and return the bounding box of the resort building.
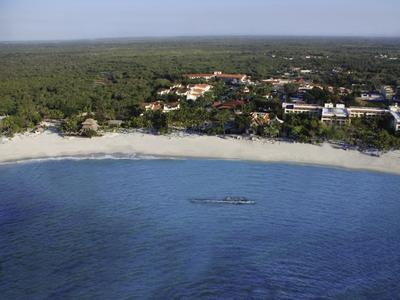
[145,101,164,111]
[381,85,395,100]
[186,84,212,101]
[144,101,181,113]
[282,103,321,116]
[263,78,291,86]
[282,102,398,128]
[80,119,99,134]
[157,84,184,96]
[185,73,216,80]
[214,72,247,84]
[321,104,349,127]
[251,112,271,127]
[348,107,388,119]
[184,71,247,84]
[163,102,180,112]
[389,106,400,131]
[157,83,210,100]
[298,84,323,91]
[263,78,304,87]
[361,93,384,102]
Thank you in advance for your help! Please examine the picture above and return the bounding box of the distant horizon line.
[1,34,400,44]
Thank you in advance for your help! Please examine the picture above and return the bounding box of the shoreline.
[1,131,400,175]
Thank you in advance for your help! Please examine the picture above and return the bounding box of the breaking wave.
[0,153,182,166]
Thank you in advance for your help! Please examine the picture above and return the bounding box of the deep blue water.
[0,159,400,300]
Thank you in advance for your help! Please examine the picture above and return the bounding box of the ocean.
[0,158,399,299]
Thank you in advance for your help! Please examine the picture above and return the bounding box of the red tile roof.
[216,74,245,80]
[213,100,245,110]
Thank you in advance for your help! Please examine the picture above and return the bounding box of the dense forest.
[1,37,400,149]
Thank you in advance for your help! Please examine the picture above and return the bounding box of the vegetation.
[1,37,400,150]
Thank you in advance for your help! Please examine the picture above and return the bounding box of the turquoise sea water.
[0,158,399,299]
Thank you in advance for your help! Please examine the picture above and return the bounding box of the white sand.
[1,131,400,175]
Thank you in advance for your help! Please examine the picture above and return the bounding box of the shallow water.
[0,159,399,299]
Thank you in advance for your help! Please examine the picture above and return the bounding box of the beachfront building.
[360,92,385,102]
[282,103,321,116]
[348,107,388,119]
[321,104,349,127]
[80,119,99,134]
[389,106,400,131]
[282,102,397,128]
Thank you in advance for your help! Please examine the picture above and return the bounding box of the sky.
[0,0,399,41]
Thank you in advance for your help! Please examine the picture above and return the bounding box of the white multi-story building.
[282,102,400,129]
[282,103,321,115]
[321,104,349,127]
[361,93,384,102]
[389,105,400,131]
[348,107,388,119]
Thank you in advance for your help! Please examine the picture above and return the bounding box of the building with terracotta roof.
[213,100,245,111]
[144,101,164,111]
[215,72,247,83]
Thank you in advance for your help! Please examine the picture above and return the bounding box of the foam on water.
[0,153,183,166]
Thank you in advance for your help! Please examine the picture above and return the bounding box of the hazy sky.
[0,0,399,41]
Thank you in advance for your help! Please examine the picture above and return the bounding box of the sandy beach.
[1,131,400,175]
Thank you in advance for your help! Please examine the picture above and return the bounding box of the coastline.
[1,131,400,175]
